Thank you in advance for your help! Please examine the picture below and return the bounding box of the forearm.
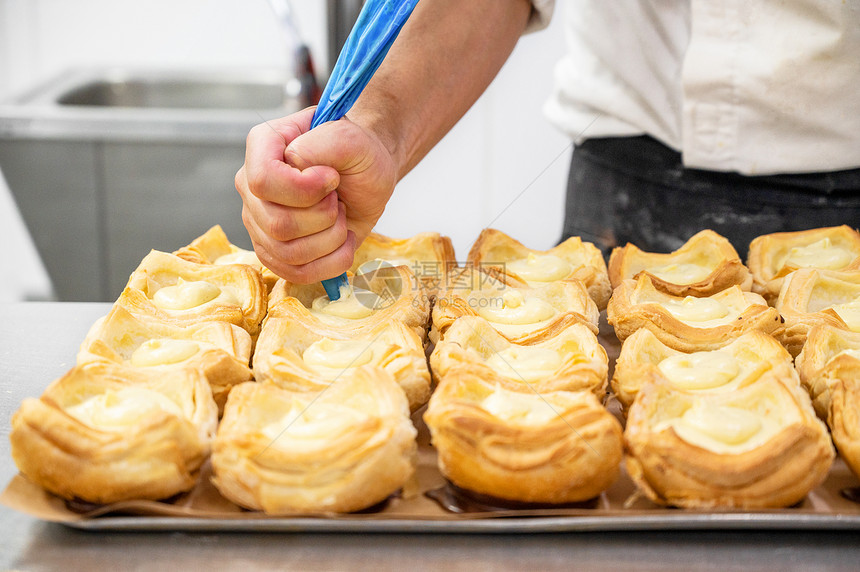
[348,0,533,180]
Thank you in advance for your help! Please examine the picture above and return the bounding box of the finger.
[250,225,357,285]
[284,118,374,174]
[243,111,339,208]
[243,200,349,268]
[239,187,341,242]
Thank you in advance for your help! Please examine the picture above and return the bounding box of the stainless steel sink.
[0,68,304,301]
[56,76,298,110]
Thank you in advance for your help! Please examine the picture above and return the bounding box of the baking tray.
[5,411,860,533]
[4,328,860,533]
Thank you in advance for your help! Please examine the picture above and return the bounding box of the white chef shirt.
[528,0,860,176]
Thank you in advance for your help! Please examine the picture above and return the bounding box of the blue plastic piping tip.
[322,273,349,300]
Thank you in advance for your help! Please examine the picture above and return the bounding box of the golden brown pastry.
[267,264,431,341]
[429,315,607,397]
[119,250,267,336]
[774,268,860,357]
[424,372,623,503]
[253,311,431,412]
[747,225,860,304]
[78,305,253,412]
[794,325,860,479]
[10,361,218,504]
[611,328,795,414]
[467,228,611,310]
[624,376,834,508]
[607,275,782,351]
[173,225,279,293]
[431,267,599,345]
[211,369,416,514]
[351,231,457,297]
[609,229,753,297]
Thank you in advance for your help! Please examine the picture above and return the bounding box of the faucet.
[266,0,322,107]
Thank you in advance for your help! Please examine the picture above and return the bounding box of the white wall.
[0,0,569,299]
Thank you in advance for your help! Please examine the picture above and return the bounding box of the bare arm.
[236,0,533,283]
[349,0,533,178]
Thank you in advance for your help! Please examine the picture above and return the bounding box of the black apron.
[562,135,860,261]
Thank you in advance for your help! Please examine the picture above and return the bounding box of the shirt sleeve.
[524,0,556,34]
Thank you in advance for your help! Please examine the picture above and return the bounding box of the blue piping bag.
[314,0,420,301]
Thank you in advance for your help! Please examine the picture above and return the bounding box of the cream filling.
[260,403,366,452]
[660,295,736,327]
[311,284,381,321]
[783,238,855,270]
[130,338,200,367]
[476,290,558,337]
[829,297,860,332]
[301,338,377,378]
[657,350,741,391]
[656,401,780,454]
[485,345,564,382]
[506,253,572,283]
[480,384,561,425]
[152,278,229,310]
[648,262,712,284]
[66,387,184,429]
[214,249,261,267]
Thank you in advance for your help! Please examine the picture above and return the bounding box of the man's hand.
[235,106,397,284]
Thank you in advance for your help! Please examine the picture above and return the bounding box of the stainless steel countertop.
[2,302,860,571]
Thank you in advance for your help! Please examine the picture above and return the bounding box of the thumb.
[284,118,372,175]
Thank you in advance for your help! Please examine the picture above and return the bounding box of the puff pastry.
[774,268,860,357]
[429,315,607,397]
[10,361,218,504]
[174,225,279,293]
[611,328,796,414]
[424,373,623,503]
[253,310,431,412]
[607,275,782,351]
[211,369,417,514]
[267,264,431,341]
[351,231,457,297]
[431,268,599,345]
[467,228,611,310]
[120,250,267,336]
[608,229,753,297]
[78,305,253,412]
[624,376,834,508]
[794,325,860,479]
[747,225,860,304]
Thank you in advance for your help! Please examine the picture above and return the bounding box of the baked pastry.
[253,310,431,412]
[431,268,599,345]
[747,225,860,304]
[267,264,431,341]
[607,275,782,351]
[120,250,267,336]
[794,325,860,478]
[351,231,457,297]
[611,328,795,414]
[424,372,623,503]
[429,315,607,397]
[774,268,860,357]
[10,361,218,504]
[174,225,279,293]
[211,368,416,514]
[624,376,834,508]
[78,305,253,412]
[796,325,860,416]
[467,228,611,310]
[608,229,753,297]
